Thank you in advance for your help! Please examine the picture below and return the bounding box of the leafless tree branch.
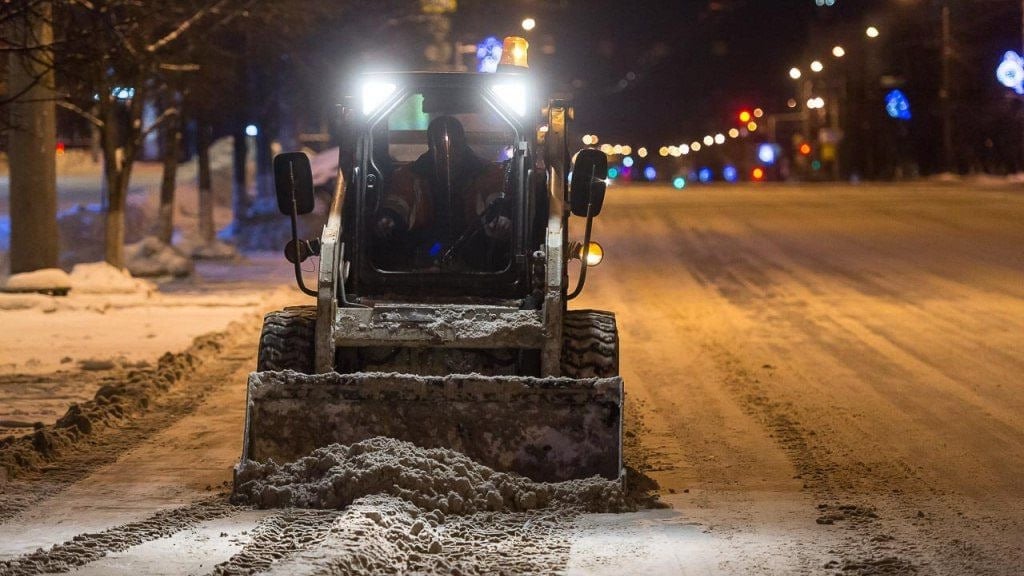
[56,100,105,129]
[145,0,232,53]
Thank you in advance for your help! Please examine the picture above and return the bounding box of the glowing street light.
[789,67,802,80]
[703,135,714,146]
[832,45,846,58]
[810,60,824,73]
[714,133,726,145]
[521,18,536,31]
[866,26,880,39]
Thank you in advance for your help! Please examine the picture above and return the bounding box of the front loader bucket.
[239,370,623,483]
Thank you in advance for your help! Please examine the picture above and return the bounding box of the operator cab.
[347,72,538,302]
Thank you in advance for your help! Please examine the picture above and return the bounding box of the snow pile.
[1,262,154,296]
[234,436,628,514]
[188,239,238,260]
[1,269,71,294]
[68,262,155,294]
[0,330,226,478]
[124,237,193,278]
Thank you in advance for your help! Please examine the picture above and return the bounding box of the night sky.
[316,0,1022,171]
[448,0,1022,154]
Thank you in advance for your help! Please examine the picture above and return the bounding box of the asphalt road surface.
[2,182,1022,575]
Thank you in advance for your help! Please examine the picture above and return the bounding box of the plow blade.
[239,370,623,482]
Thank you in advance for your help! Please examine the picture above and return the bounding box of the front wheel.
[561,310,619,378]
[256,306,317,372]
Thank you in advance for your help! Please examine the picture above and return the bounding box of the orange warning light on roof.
[499,36,529,69]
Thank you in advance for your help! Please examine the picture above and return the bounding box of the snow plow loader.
[238,46,622,483]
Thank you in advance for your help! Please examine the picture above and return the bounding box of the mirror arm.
[287,171,318,296]
[567,168,597,300]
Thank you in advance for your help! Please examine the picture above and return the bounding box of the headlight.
[362,81,397,116]
[492,82,527,117]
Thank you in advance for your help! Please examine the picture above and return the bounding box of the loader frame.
[311,73,573,377]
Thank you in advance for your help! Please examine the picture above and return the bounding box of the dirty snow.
[124,237,193,278]
[235,436,628,514]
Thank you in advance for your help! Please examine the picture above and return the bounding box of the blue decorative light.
[607,166,619,180]
[643,165,657,181]
[622,156,635,168]
[698,167,713,183]
[723,165,738,182]
[476,36,503,73]
[884,89,912,121]
[997,51,1024,95]
[672,176,686,189]
[757,143,777,165]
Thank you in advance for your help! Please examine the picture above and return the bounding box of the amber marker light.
[571,241,604,266]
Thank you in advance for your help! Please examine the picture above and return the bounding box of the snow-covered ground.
[1,172,1023,574]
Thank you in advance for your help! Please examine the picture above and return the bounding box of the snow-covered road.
[2,182,1023,575]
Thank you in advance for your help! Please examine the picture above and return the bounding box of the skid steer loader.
[238,42,621,483]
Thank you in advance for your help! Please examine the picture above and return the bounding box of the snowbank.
[68,262,155,294]
[1,269,71,294]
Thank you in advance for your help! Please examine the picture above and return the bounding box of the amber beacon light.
[499,36,529,70]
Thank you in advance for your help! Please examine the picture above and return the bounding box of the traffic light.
[738,110,752,123]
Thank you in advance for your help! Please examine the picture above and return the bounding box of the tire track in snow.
[239,496,574,576]
[706,342,923,575]
[0,498,238,576]
[207,508,342,576]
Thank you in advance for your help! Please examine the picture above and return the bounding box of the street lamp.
[521,18,536,31]
[866,26,880,39]
[832,45,846,58]
[789,67,803,79]
[810,60,824,73]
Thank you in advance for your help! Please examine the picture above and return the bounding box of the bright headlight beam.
[493,83,528,117]
[362,82,397,116]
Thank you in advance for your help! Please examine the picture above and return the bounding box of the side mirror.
[273,152,315,215]
[569,148,608,217]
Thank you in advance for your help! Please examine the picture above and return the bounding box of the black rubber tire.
[256,306,317,372]
[561,309,619,378]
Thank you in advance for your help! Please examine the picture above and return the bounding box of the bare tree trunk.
[156,110,181,244]
[102,143,130,268]
[231,130,249,230]
[8,1,58,274]
[101,92,141,269]
[197,124,215,244]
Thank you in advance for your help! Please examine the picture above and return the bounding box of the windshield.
[367,87,518,273]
